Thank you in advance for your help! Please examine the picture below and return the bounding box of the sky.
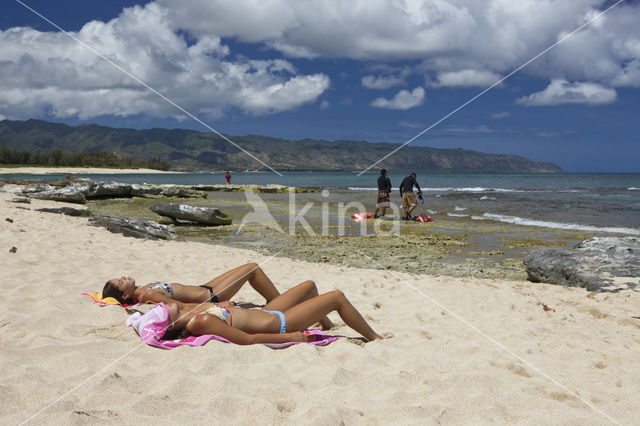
[1,0,639,172]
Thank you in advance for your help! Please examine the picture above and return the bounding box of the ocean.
[21,171,638,236]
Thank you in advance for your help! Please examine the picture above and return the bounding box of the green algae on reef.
[85,191,599,282]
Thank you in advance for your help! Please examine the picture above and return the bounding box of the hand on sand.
[288,331,314,342]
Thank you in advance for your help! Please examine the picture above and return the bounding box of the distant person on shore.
[225,171,231,185]
[399,172,422,220]
[374,169,392,218]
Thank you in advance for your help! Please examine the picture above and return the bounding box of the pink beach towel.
[126,303,340,350]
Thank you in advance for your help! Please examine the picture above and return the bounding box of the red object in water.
[415,216,433,222]
[351,212,374,221]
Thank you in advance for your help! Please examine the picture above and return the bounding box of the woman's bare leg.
[264,280,334,330]
[283,290,382,341]
[204,263,280,303]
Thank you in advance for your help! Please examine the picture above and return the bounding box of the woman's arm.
[142,291,193,310]
[187,316,308,345]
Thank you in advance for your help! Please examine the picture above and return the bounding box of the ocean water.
[4,171,640,236]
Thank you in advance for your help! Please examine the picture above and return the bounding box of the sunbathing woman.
[103,262,281,307]
[156,280,383,344]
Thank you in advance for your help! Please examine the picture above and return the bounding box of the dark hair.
[381,169,387,175]
[102,280,133,304]
[162,327,190,341]
[410,172,417,177]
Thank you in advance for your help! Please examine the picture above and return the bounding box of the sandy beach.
[1,187,639,424]
[0,167,179,175]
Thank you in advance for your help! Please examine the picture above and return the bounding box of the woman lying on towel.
[102,262,282,308]
[159,280,383,344]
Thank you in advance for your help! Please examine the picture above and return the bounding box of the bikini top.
[187,305,233,328]
[138,281,174,302]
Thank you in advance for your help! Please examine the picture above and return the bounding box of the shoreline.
[0,166,182,175]
[2,188,640,423]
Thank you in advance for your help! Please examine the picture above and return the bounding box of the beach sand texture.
[1,188,639,425]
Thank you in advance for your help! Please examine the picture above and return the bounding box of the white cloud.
[516,79,617,106]
[158,0,640,91]
[398,120,425,129]
[361,74,406,90]
[320,100,329,109]
[491,111,511,119]
[0,2,329,120]
[370,87,425,110]
[431,69,502,87]
[0,114,6,121]
[3,0,639,120]
[445,125,493,133]
[361,68,410,89]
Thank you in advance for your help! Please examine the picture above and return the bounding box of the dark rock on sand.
[149,202,232,226]
[36,207,94,217]
[88,214,184,241]
[524,236,640,292]
[9,197,31,204]
[25,183,87,204]
[20,177,206,204]
[131,184,207,198]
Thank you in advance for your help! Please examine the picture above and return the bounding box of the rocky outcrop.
[9,197,32,204]
[131,184,207,198]
[524,237,640,292]
[191,184,314,193]
[88,214,184,241]
[36,207,93,217]
[149,202,232,226]
[24,183,87,203]
[19,178,206,204]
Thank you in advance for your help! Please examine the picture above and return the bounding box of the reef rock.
[25,183,87,204]
[149,202,232,226]
[20,177,206,203]
[36,207,93,217]
[524,236,640,292]
[88,214,184,241]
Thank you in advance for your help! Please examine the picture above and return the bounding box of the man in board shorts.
[399,172,422,220]
[374,169,392,218]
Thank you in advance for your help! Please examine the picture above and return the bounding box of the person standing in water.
[399,172,422,220]
[225,171,231,185]
[374,169,392,218]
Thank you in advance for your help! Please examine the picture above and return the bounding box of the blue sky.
[1,0,639,172]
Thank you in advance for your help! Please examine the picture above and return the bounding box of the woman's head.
[102,276,136,303]
[162,302,190,340]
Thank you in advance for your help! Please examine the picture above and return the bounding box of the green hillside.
[0,119,562,173]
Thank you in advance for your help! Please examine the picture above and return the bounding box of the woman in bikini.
[152,280,383,344]
[104,262,280,307]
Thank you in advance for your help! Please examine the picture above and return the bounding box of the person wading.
[374,169,392,218]
[399,172,422,220]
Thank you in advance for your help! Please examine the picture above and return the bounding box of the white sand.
[1,188,639,424]
[0,167,179,175]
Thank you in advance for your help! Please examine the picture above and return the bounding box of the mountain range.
[0,119,562,173]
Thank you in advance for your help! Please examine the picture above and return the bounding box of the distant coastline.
[0,119,563,173]
[0,166,180,175]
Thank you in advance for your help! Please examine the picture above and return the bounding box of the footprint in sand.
[419,330,432,340]
[505,362,532,378]
[594,361,607,369]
